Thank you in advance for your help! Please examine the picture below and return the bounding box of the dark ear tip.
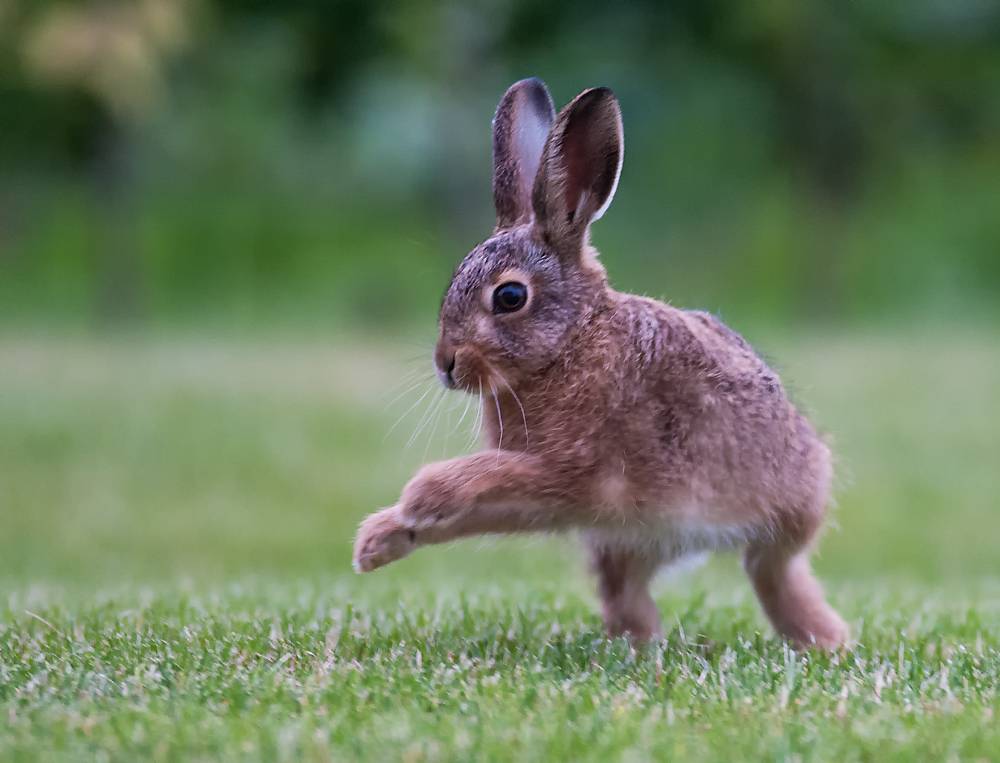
[562,87,621,127]
[575,87,618,107]
[502,78,555,116]
[512,77,548,92]
[519,77,548,89]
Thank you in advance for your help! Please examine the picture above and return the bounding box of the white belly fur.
[582,518,752,567]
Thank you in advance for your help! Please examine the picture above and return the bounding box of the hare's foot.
[745,548,847,651]
[352,507,415,573]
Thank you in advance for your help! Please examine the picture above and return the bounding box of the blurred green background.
[4,0,1000,330]
[0,0,998,591]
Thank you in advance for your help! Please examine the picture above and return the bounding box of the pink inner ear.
[515,112,550,214]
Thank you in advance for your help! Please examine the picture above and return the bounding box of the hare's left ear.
[531,87,623,250]
[492,78,557,229]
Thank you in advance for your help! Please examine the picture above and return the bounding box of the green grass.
[2,584,1000,761]
[0,328,998,760]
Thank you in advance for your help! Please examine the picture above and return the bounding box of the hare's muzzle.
[434,343,458,389]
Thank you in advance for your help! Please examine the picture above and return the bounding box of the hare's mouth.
[434,346,497,395]
[439,360,483,394]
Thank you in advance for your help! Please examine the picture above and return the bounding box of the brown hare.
[353,78,847,650]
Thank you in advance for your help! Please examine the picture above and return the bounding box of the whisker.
[440,392,456,459]
[490,381,503,468]
[421,388,449,464]
[440,390,467,457]
[385,358,427,382]
[494,369,529,450]
[382,366,425,398]
[382,374,433,412]
[469,379,485,448]
[383,384,435,443]
[452,390,473,443]
[406,386,445,451]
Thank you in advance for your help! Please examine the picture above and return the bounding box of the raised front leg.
[353,451,589,573]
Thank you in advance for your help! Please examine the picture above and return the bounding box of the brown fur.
[353,79,847,650]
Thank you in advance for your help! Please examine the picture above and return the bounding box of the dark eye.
[493,281,528,314]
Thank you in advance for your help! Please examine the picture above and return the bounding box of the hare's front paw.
[399,463,463,529]
[352,507,415,573]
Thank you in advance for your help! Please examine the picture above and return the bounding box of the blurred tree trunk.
[92,122,144,325]
[772,25,866,323]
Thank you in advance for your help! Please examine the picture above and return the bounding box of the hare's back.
[675,310,772,385]
[648,303,806,446]
[604,296,777,398]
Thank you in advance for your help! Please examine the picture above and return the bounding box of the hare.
[353,78,847,650]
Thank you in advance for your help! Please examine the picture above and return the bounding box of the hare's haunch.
[353,79,847,651]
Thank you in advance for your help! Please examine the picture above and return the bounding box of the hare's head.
[435,78,624,392]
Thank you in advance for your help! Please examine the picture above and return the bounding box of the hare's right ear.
[492,78,556,229]
[531,87,623,252]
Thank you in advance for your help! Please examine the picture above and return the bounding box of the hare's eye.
[493,282,528,314]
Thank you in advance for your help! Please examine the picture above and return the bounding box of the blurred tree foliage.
[0,0,998,330]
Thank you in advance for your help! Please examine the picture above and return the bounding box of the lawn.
[0,328,998,761]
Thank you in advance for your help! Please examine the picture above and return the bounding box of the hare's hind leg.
[744,545,846,650]
[744,438,847,651]
[588,540,664,643]
[743,495,847,650]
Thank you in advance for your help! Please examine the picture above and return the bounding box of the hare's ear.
[492,78,556,229]
[531,87,623,250]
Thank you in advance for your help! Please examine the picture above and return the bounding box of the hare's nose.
[434,344,457,389]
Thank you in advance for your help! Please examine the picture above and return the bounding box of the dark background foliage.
[1,0,999,331]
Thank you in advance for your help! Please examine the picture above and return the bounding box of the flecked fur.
[353,79,847,650]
